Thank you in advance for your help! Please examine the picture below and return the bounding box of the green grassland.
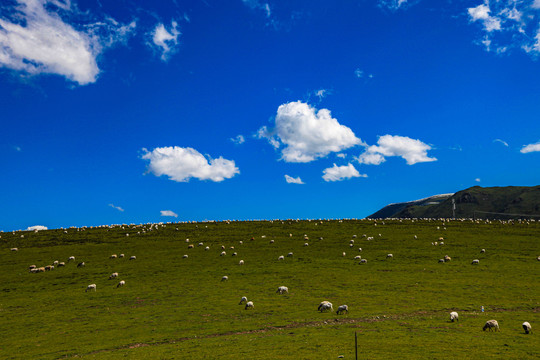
[1,219,538,359]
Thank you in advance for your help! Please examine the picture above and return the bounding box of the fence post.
[355,331,358,360]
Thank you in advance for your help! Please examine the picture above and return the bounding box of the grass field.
[1,219,538,359]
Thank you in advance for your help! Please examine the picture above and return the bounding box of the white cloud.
[355,68,364,78]
[150,20,181,61]
[533,0,540,9]
[0,0,135,85]
[336,153,346,159]
[475,178,481,182]
[14,146,21,152]
[520,141,540,153]
[322,163,367,182]
[493,138,509,146]
[141,146,240,182]
[468,3,502,32]
[258,101,363,163]
[284,175,304,184]
[379,0,410,11]
[230,135,245,145]
[357,135,436,165]
[161,210,178,218]
[26,225,47,231]
[242,0,271,18]
[109,203,124,212]
[315,89,328,99]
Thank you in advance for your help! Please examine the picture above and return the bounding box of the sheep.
[483,320,499,331]
[304,242,309,246]
[10,248,18,252]
[29,268,39,273]
[349,244,354,248]
[109,272,119,279]
[318,301,333,312]
[276,286,288,294]
[239,241,243,244]
[354,255,361,260]
[221,276,228,282]
[220,251,226,256]
[130,256,136,260]
[68,256,75,261]
[359,259,368,264]
[188,244,194,249]
[287,252,293,257]
[350,240,354,244]
[245,301,254,310]
[37,267,46,272]
[522,321,531,334]
[45,265,54,271]
[86,284,97,292]
[480,249,486,253]
[387,254,393,259]
[183,255,188,259]
[239,260,244,265]
[336,305,349,315]
[358,248,362,252]
[53,260,59,266]
[29,265,37,270]
[77,262,85,268]
[278,255,285,260]
[342,252,346,257]
[472,259,480,265]
[438,258,445,263]
[239,296,248,305]
[205,246,210,251]
[117,280,125,288]
[221,245,226,250]
[450,311,459,322]
[58,262,65,267]
[270,239,274,244]
[198,242,204,247]
[119,254,125,258]
[110,254,117,259]
[444,255,451,262]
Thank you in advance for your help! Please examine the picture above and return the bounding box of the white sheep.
[239,296,248,305]
[278,255,285,260]
[270,240,274,244]
[276,286,288,294]
[10,248,18,251]
[58,262,65,267]
[359,259,368,264]
[358,248,362,252]
[188,244,194,249]
[522,321,531,334]
[183,255,188,259]
[68,256,75,261]
[287,252,293,257]
[444,255,451,262]
[117,280,125,288]
[205,246,210,251]
[318,301,333,312]
[304,243,309,246]
[245,301,254,310]
[450,311,459,322]
[221,276,228,281]
[483,319,499,331]
[86,284,97,292]
[387,254,393,259]
[77,262,85,267]
[472,259,480,265]
[438,258,445,263]
[480,249,486,253]
[110,254,117,259]
[336,305,349,315]
[109,272,118,279]
[119,254,125,258]
[220,251,226,256]
[354,255,361,260]
[239,260,244,265]
[342,252,346,257]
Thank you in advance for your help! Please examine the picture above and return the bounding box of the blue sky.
[1,0,540,230]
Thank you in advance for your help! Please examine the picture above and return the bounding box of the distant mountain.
[368,185,540,219]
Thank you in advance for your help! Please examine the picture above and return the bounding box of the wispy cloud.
[378,0,412,11]
[27,225,47,231]
[322,163,367,182]
[493,139,509,147]
[242,0,271,18]
[0,0,135,85]
[141,146,240,182]
[257,101,363,163]
[520,141,540,153]
[284,175,304,184]
[475,178,481,182]
[14,145,21,152]
[161,210,178,217]
[109,204,125,212]
[150,20,181,61]
[356,135,436,165]
[230,135,245,145]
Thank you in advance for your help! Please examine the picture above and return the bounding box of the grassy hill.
[1,219,539,359]
[369,185,540,219]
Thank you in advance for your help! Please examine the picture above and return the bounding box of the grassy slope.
[0,219,538,359]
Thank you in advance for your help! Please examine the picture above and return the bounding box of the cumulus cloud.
[27,225,47,231]
[150,20,181,61]
[257,101,363,163]
[520,141,540,153]
[242,0,271,18]
[230,135,245,145]
[284,175,304,184]
[322,163,366,182]
[161,210,178,218]
[468,3,501,32]
[141,146,240,182]
[0,0,135,85]
[494,138,509,147]
[475,178,481,182]
[109,203,124,212]
[356,135,436,165]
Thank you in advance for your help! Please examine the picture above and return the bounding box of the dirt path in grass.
[67,307,538,358]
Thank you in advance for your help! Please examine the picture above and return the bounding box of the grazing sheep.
[183,255,188,259]
[29,268,39,273]
[29,265,36,270]
[472,259,480,265]
[444,255,451,262]
[10,248,18,252]
[318,301,333,312]
[350,240,354,244]
[287,252,293,257]
[336,305,349,315]
[349,244,354,247]
[359,259,368,264]
[220,251,226,256]
[278,255,285,260]
[354,255,361,260]
[221,245,226,250]
[117,280,125,288]
[522,321,531,334]
[58,262,65,267]
[387,254,393,259]
[188,244,194,249]
[205,246,210,251]
[480,249,486,253]
[45,265,54,271]
[130,256,136,260]
[245,301,254,310]
[37,267,45,272]
[86,284,97,292]
[77,262,85,268]
[483,320,499,331]
[110,254,117,259]
[68,256,75,261]
[221,276,228,281]
[232,252,238,256]
[53,261,59,266]
[239,260,244,265]
[239,296,248,305]
[342,252,346,257]
[276,286,288,294]
[109,272,119,279]
[198,242,204,247]
[450,311,459,322]
[358,248,362,252]
[304,242,309,246]
[438,258,445,263]
[239,241,243,244]
[269,240,274,244]
[119,254,125,258]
